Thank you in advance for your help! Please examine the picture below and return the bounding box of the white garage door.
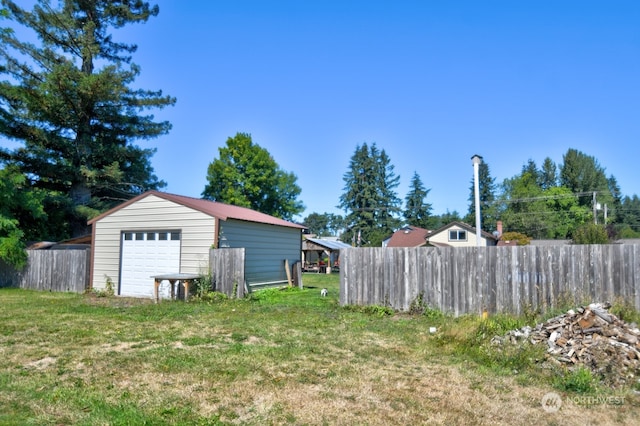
[120,231,181,298]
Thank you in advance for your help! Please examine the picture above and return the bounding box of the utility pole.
[593,191,597,225]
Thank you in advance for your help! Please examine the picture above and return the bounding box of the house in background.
[88,191,305,299]
[383,225,430,248]
[425,221,498,247]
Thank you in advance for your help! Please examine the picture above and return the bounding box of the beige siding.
[428,224,487,247]
[92,194,215,291]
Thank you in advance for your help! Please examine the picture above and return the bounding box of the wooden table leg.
[154,279,160,303]
[183,280,190,302]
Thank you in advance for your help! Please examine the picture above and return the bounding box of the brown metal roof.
[88,190,306,229]
[386,226,430,247]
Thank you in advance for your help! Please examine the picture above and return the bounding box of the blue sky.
[6,1,640,221]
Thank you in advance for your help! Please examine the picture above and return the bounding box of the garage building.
[88,191,305,298]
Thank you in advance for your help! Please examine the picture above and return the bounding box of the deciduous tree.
[202,133,304,221]
[0,165,46,267]
[302,212,345,237]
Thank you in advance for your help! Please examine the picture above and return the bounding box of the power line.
[494,191,600,205]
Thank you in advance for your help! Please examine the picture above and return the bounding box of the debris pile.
[492,303,640,387]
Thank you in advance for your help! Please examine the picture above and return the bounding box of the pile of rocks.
[492,303,640,387]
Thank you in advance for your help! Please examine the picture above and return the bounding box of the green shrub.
[572,223,609,244]
[474,315,525,342]
[554,366,596,393]
[609,297,640,324]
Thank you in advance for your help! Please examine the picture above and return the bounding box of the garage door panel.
[120,231,180,298]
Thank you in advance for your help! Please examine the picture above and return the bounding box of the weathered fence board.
[340,245,640,315]
[210,248,246,297]
[0,249,89,293]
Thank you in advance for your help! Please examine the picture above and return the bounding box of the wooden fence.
[210,248,246,297]
[0,249,90,293]
[340,245,640,315]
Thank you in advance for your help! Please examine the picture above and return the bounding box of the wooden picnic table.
[151,273,201,303]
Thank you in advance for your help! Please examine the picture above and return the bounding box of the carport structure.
[301,238,351,273]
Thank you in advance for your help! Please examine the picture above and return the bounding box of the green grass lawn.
[0,274,638,425]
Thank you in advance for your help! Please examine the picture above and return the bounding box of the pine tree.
[403,171,433,229]
[339,143,401,246]
[0,0,175,237]
[560,149,612,205]
[617,195,640,238]
[540,157,558,190]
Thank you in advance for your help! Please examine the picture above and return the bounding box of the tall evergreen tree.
[437,210,461,227]
[540,157,558,190]
[559,149,613,209]
[0,0,175,237]
[339,142,401,246]
[521,159,541,188]
[202,133,304,221]
[606,175,622,225]
[466,160,499,232]
[403,171,433,229]
[616,195,640,238]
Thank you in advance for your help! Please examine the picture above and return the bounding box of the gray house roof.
[303,238,352,251]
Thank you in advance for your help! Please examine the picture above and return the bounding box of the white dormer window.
[449,230,467,241]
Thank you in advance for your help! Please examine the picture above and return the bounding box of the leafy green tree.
[0,0,174,238]
[403,171,433,229]
[303,213,331,237]
[202,133,304,220]
[466,160,499,233]
[327,213,346,237]
[542,187,590,239]
[0,166,47,268]
[499,167,547,239]
[339,142,401,246]
[302,212,346,237]
[500,159,591,239]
